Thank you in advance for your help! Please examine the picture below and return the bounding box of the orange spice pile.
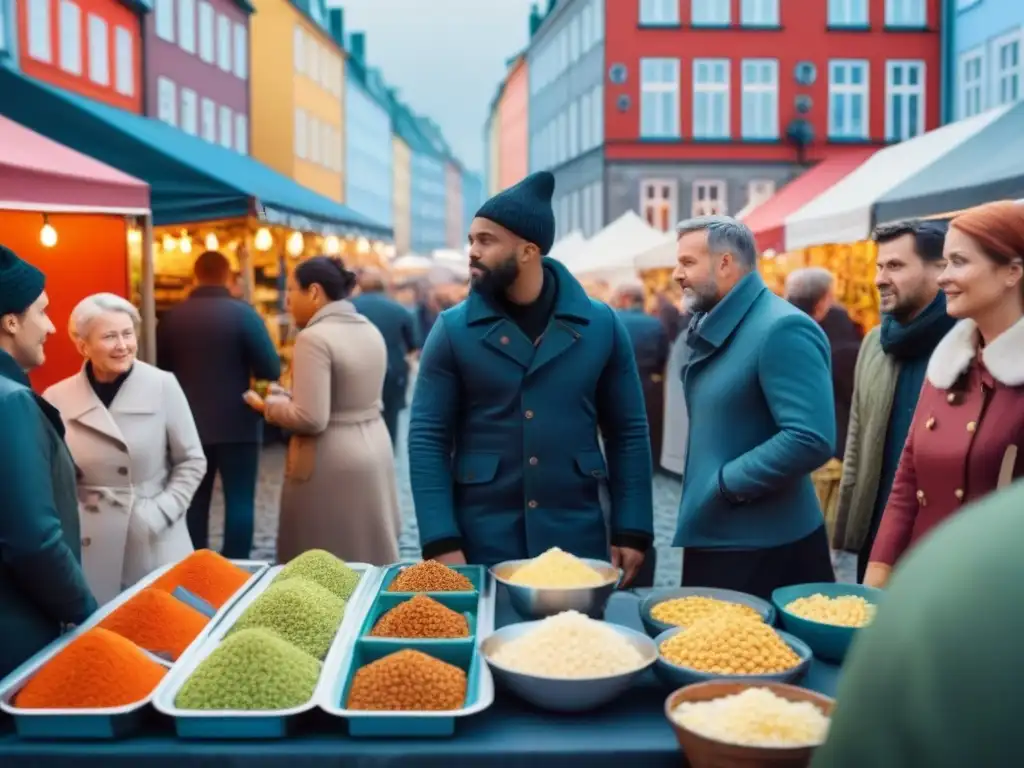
[346,649,466,711]
[99,587,209,661]
[370,595,469,639]
[151,549,251,609]
[387,561,473,593]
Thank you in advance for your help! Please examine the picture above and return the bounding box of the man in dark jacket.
[352,269,419,448]
[157,251,281,559]
[0,244,97,678]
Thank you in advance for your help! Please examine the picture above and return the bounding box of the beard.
[470,252,520,301]
[880,286,927,323]
[682,276,720,314]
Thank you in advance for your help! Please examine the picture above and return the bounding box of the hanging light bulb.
[254,227,273,251]
[205,233,220,251]
[179,231,193,254]
[127,227,142,245]
[286,231,305,257]
[356,236,370,254]
[162,233,177,251]
[39,215,58,248]
[324,235,341,255]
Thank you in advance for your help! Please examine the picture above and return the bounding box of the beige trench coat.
[266,301,401,566]
[44,361,206,604]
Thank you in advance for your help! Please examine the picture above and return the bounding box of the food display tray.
[0,558,268,740]
[317,562,495,738]
[152,562,381,739]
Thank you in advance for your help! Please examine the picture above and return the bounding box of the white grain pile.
[671,687,830,748]
[488,610,646,679]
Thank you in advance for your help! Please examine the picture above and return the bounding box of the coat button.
[916,489,927,506]
[117,466,129,475]
[925,416,936,430]
[527,500,538,509]
[529,456,538,466]
[966,421,977,433]
[524,410,534,419]
[82,537,91,547]
[955,488,964,500]
[500,336,510,345]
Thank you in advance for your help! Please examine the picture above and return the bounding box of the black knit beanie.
[474,171,556,255]
[0,244,46,317]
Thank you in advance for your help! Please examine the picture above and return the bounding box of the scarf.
[879,291,956,361]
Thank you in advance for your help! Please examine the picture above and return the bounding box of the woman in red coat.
[865,201,1024,588]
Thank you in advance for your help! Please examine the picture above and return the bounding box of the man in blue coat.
[0,245,98,678]
[673,216,836,599]
[408,172,654,585]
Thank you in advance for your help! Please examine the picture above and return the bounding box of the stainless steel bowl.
[481,620,657,712]
[490,559,622,619]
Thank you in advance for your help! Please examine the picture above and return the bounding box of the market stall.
[568,212,665,287]
[0,115,152,391]
[548,230,587,265]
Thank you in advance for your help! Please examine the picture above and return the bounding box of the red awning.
[0,115,149,214]
[745,148,877,254]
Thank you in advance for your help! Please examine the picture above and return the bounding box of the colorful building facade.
[1,0,15,60]
[392,134,412,255]
[344,33,393,230]
[484,84,502,196]
[146,0,251,153]
[953,0,1024,121]
[462,169,484,232]
[444,160,463,248]
[498,54,529,191]
[393,107,447,254]
[250,0,344,201]
[17,0,145,112]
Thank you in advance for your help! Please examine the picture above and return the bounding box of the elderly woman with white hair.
[44,293,206,604]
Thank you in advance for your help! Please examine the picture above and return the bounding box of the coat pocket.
[574,450,608,480]
[454,453,501,485]
[286,435,317,483]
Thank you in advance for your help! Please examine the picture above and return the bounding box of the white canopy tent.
[633,231,677,270]
[547,230,587,265]
[430,248,470,280]
[784,105,1011,251]
[390,253,434,272]
[569,211,666,284]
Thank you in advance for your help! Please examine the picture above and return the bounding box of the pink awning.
[0,115,149,214]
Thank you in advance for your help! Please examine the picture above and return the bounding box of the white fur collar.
[927,317,1024,388]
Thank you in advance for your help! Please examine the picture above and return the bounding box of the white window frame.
[740,0,778,26]
[639,0,678,25]
[180,87,197,134]
[593,83,603,144]
[568,99,579,158]
[201,97,216,141]
[157,76,176,125]
[692,0,729,25]
[234,113,248,154]
[155,0,173,42]
[308,115,320,164]
[59,0,81,74]
[87,14,109,86]
[885,0,925,27]
[28,0,52,62]
[693,58,730,139]
[747,179,776,208]
[741,59,778,139]
[177,0,195,53]
[581,3,593,49]
[216,13,231,71]
[640,57,680,138]
[992,30,1021,107]
[886,60,925,141]
[114,26,133,95]
[580,90,592,150]
[828,0,868,26]
[294,109,307,158]
[568,13,579,62]
[958,48,985,119]
[692,180,727,216]
[218,105,232,148]
[828,59,870,139]
[198,1,213,62]
[232,22,247,79]
[640,180,677,233]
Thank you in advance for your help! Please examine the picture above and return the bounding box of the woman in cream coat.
[44,293,206,604]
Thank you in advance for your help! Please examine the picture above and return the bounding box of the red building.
[602,0,941,228]
[18,0,145,112]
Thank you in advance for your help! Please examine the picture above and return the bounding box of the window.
[828,0,867,26]
[235,114,248,154]
[114,26,133,95]
[201,97,215,141]
[886,60,924,141]
[571,190,581,231]
[693,59,730,139]
[593,83,604,144]
[309,116,320,163]
[692,180,726,216]
[640,58,680,138]
[581,3,592,49]
[177,0,195,53]
[218,106,232,148]
[828,60,869,138]
[216,14,230,71]
[741,59,778,139]
[641,180,677,232]
[157,76,176,125]
[639,0,678,25]
[180,88,197,134]
[747,179,775,208]
[592,181,603,231]
[692,0,729,25]
[28,0,51,62]
[155,0,173,42]
[307,40,319,83]
[88,15,109,85]
[885,0,925,26]
[294,109,307,157]
[0,1,7,52]
[594,0,604,40]
[233,23,246,78]
[741,0,777,25]
[59,0,81,74]
[198,2,213,62]
[568,14,578,62]
[558,111,568,164]
[994,33,1020,106]
[580,91,592,150]
[568,99,579,157]
[958,51,984,118]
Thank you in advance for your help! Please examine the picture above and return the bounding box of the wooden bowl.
[664,681,834,768]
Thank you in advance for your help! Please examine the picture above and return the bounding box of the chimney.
[350,32,365,62]
[328,8,344,47]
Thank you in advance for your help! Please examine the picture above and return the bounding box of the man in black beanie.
[408,172,655,585]
[0,244,98,678]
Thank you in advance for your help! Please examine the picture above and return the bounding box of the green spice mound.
[276,549,361,601]
[175,628,320,710]
[229,579,345,660]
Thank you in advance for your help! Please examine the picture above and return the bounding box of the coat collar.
[465,257,592,326]
[306,300,357,329]
[0,348,29,387]
[693,270,767,349]
[56,361,160,447]
[927,316,1024,388]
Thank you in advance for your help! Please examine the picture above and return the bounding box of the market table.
[0,588,841,767]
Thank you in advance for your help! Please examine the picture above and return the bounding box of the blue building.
[342,33,393,231]
[462,170,484,233]
[0,0,16,62]
[393,106,447,254]
[952,0,1023,121]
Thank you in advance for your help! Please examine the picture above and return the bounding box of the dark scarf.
[879,292,956,361]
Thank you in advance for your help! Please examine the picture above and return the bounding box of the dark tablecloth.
[0,589,841,767]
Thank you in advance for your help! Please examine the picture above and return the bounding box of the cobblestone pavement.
[209,410,855,586]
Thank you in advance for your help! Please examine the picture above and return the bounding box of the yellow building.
[392,135,411,255]
[251,0,345,202]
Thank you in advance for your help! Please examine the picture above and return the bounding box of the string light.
[254,227,273,251]
[179,231,193,254]
[356,236,370,254]
[127,227,142,245]
[39,215,57,248]
[162,233,177,251]
[324,235,341,255]
[205,233,220,251]
[286,231,304,256]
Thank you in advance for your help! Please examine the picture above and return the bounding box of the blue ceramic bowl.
[653,626,812,689]
[639,588,776,638]
[772,582,883,663]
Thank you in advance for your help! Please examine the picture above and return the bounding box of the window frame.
[691,0,730,26]
[992,29,1021,108]
[232,22,247,79]
[741,58,778,139]
[828,59,870,140]
[958,47,985,119]
[828,0,868,28]
[180,86,197,135]
[215,13,231,72]
[114,25,133,95]
[177,0,195,53]
[638,0,679,27]
[885,59,925,142]
[201,96,216,141]
[157,75,177,126]
[692,179,727,217]
[58,0,82,74]
[639,57,681,139]
[640,179,678,233]
[155,0,174,42]
[884,0,926,28]
[28,0,52,62]
[740,0,778,27]
[692,58,731,140]
[87,13,109,86]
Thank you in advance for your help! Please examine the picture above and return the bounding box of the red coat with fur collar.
[870,318,1024,567]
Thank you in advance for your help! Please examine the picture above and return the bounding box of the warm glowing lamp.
[254,227,273,251]
[39,215,57,248]
[286,231,305,256]
[205,233,220,251]
[324,235,341,255]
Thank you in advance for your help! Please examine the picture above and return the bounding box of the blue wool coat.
[675,271,835,549]
[408,258,654,565]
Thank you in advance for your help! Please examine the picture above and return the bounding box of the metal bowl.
[639,587,776,638]
[481,620,657,713]
[772,582,883,663]
[653,626,812,689]
[490,559,621,619]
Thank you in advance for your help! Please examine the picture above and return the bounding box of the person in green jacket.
[812,478,1024,768]
[0,244,98,680]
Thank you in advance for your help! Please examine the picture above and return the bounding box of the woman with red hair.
[864,201,1024,587]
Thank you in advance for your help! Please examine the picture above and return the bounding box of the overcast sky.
[330,0,535,175]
